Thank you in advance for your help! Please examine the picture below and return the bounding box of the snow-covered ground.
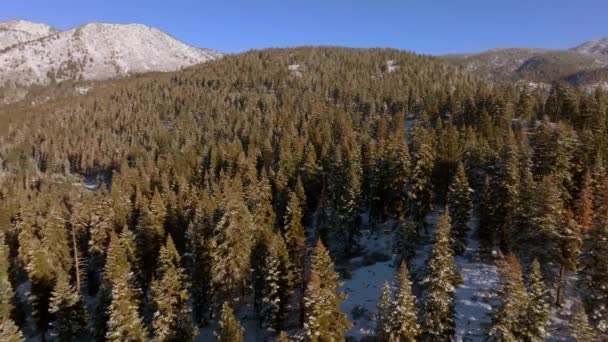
[454,217,499,341]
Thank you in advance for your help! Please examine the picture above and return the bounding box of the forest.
[0,47,607,341]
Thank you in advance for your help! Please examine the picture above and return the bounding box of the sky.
[1,0,607,55]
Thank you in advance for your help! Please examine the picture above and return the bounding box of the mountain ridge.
[0,19,222,103]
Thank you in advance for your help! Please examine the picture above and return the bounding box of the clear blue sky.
[1,0,607,54]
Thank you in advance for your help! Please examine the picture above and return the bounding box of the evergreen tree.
[447,162,472,254]
[48,268,87,341]
[215,302,244,342]
[531,176,581,305]
[283,191,306,293]
[421,211,459,340]
[569,305,596,341]
[575,172,594,233]
[489,255,528,341]
[388,264,419,341]
[375,282,392,342]
[303,240,351,341]
[408,125,435,230]
[579,195,608,333]
[151,236,197,342]
[523,259,550,341]
[259,232,293,331]
[104,233,148,342]
[135,189,167,288]
[495,130,520,253]
[211,187,254,302]
[393,219,417,267]
[0,237,23,342]
[477,175,496,253]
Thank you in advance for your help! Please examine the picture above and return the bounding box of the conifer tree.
[489,255,528,341]
[531,176,580,305]
[408,125,435,230]
[259,233,293,331]
[388,264,419,341]
[495,130,520,253]
[375,282,392,342]
[283,191,306,292]
[477,175,496,253]
[216,302,244,342]
[48,267,87,341]
[579,193,608,333]
[447,162,472,254]
[136,189,167,287]
[393,219,417,267]
[151,236,197,342]
[575,172,594,233]
[211,187,254,302]
[523,259,550,341]
[421,211,459,340]
[569,305,596,341]
[104,233,148,342]
[0,237,23,342]
[303,240,351,341]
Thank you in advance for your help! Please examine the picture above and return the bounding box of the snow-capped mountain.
[0,20,222,98]
[572,37,608,57]
[0,20,58,50]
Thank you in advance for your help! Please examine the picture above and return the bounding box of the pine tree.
[303,240,351,341]
[151,236,197,342]
[136,189,166,288]
[259,233,293,331]
[477,175,496,253]
[408,125,435,229]
[211,186,254,302]
[393,219,417,267]
[489,255,529,341]
[575,172,594,233]
[447,162,472,254]
[579,194,608,333]
[495,130,520,253]
[284,191,306,292]
[570,305,596,341]
[104,233,148,342]
[421,211,459,340]
[48,267,87,341]
[0,236,23,342]
[388,264,419,341]
[523,259,550,341]
[531,176,580,305]
[215,302,244,342]
[375,282,392,342]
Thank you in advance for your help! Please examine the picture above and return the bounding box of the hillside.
[443,41,608,88]
[0,47,606,341]
[0,20,222,103]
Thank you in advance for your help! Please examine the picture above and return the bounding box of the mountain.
[442,39,608,89]
[0,19,58,50]
[0,20,222,103]
[572,37,608,57]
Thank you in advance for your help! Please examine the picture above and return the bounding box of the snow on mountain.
[0,19,58,50]
[572,37,608,57]
[0,20,222,90]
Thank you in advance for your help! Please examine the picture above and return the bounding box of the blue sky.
[1,0,607,54]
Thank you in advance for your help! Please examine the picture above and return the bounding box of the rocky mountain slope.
[0,20,222,102]
[0,20,58,50]
[443,38,608,89]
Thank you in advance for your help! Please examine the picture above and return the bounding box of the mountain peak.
[0,19,222,103]
[571,37,608,57]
